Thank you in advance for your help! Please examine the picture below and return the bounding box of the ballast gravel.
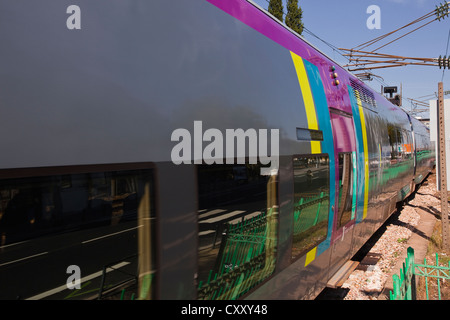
[341,175,440,300]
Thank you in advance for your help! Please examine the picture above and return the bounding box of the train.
[0,0,434,300]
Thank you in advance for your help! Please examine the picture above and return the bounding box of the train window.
[296,128,323,141]
[197,163,278,300]
[402,130,413,160]
[291,155,329,261]
[387,125,413,162]
[388,125,401,162]
[337,153,355,228]
[0,166,156,300]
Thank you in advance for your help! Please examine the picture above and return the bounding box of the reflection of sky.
[0,1,312,168]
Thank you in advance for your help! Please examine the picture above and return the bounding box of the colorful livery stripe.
[305,247,317,267]
[290,52,321,154]
[302,58,336,256]
[291,54,336,262]
[355,91,369,220]
[349,87,369,221]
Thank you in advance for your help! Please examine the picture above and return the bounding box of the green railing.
[293,192,329,234]
[390,247,450,300]
[390,247,417,300]
[197,207,278,300]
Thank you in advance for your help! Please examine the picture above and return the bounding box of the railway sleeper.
[326,260,360,289]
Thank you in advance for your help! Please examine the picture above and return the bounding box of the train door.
[328,109,357,276]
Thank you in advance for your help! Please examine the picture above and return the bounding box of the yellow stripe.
[305,247,317,267]
[290,52,321,154]
[355,92,369,219]
[310,141,321,154]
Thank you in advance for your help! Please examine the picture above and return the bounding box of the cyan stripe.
[351,151,357,220]
[303,60,335,255]
[348,86,365,223]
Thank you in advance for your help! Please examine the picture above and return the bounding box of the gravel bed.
[341,176,440,300]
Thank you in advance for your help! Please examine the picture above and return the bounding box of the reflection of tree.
[387,124,401,160]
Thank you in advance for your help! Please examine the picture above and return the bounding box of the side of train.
[0,0,434,300]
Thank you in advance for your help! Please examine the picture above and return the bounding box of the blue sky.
[250,0,450,118]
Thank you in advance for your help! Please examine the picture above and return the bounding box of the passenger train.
[0,0,434,300]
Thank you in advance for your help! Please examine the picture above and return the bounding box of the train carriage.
[0,0,434,300]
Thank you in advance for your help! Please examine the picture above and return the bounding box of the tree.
[268,0,284,23]
[286,0,304,35]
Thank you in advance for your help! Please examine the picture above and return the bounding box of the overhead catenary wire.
[302,27,350,62]
[370,18,437,53]
[353,9,437,53]
[260,1,447,119]
[442,27,450,81]
[259,0,393,85]
[340,49,439,71]
[405,89,450,116]
[260,0,350,62]
[340,2,450,72]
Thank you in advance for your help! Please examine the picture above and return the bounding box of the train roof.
[246,0,357,80]
[245,0,417,124]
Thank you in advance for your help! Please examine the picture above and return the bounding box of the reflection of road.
[28,261,131,300]
[0,222,139,300]
[293,167,328,182]
[198,179,269,250]
[293,166,329,195]
[198,201,266,251]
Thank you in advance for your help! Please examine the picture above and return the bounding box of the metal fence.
[390,247,450,300]
[198,207,278,300]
